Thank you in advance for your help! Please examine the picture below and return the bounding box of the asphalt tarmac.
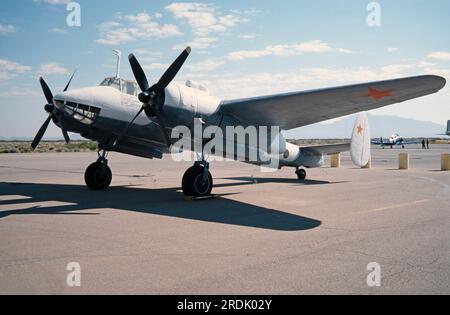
[0,145,449,294]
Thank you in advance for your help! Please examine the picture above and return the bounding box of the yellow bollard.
[362,157,372,169]
[399,153,410,170]
[330,154,341,168]
[442,154,450,171]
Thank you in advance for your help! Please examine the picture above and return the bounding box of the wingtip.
[128,53,135,60]
[439,75,447,88]
[424,74,447,90]
[434,75,446,91]
[186,46,191,54]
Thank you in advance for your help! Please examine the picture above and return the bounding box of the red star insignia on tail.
[366,87,393,101]
[357,124,364,135]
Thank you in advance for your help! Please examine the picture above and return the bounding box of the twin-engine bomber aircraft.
[31,47,446,197]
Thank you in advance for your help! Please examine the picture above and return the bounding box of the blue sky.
[1,0,450,138]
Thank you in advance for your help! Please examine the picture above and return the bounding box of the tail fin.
[447,120,450,135]
[351,113,371,167]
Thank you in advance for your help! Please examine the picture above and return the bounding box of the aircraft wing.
[371,139,384,145]
[220,75,446,130]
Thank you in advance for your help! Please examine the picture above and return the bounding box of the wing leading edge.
[220,75,446,130]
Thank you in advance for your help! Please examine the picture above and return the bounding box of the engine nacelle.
[280,143,325,168]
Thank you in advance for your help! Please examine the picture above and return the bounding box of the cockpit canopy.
[99,77,140,96]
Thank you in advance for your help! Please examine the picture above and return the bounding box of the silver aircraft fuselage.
[51,77,323,168]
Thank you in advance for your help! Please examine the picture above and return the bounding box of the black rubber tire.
[182,165,213,197]
[296,169,307,181]
[85,162,112,190]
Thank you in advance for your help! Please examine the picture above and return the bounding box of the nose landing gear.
[182,161,213,198]
[85,150,112,190]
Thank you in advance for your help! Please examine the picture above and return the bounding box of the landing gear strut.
[296,167,307,181]
[85,149,112,190]
[182,160,213,198]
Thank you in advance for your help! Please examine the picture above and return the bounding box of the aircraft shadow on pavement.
[0,182,321,231]
[216,177,347,187]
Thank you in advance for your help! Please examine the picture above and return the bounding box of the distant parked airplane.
[371,134,420,149]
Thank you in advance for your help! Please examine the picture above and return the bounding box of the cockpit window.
[99,77,139,96]
[64,101,101,125]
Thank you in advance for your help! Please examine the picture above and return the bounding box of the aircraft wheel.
[182,165,213,197]
[296,168,307,181]
[85,162,112,190]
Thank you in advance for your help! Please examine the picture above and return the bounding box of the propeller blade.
[63,69,77,92]
[39,77,53,104]
[59,119,71,144]
[155,115,172,148]
[128,54,150,92]
[31,115,52,150]
[154,47,191,92]
[114,106,145,147]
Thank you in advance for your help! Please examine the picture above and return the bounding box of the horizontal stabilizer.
[301,143,350,156]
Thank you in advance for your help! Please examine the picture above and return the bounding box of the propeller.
[31,72,76,150]
[114,47,191,148]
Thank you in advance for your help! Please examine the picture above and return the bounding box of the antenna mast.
[113,50,121,79]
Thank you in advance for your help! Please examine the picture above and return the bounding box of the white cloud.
[428,51,450,61]
[380,64,415,76]
[32,0,71,4]
[227,40,351,61]
[387,47,399,53]
[0,88,41,97]
[336,48,357,54]
[38,63,69,75]
[96,12,182,45]
[239,34,260,40]
[0,24,16,35]
[184,62,448,100]
[142,63,170,71]
[418,61,436,68]
[45,0,70,3]
[186,58,225,72]
[166,3,248,36]
[228,49,272,61]
[49,28,67,34]
[173,37,218,51]
[0,59,32,82]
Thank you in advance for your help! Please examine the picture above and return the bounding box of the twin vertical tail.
[350,113,371,167]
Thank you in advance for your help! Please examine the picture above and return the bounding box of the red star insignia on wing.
[365,87,393,101]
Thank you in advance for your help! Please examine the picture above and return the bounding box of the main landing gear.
[182,160,213,198]
[296,167,307,181]
[85,150,112,190]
